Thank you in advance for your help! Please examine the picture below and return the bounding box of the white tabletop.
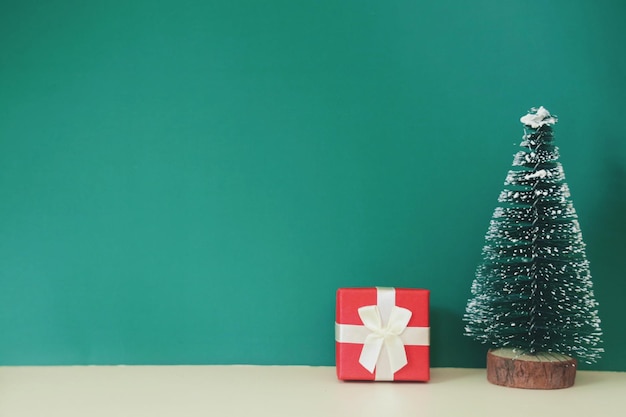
[0,365,624,417]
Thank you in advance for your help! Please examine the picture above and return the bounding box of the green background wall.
[1,0,625,371]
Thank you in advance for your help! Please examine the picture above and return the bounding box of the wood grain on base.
[487,348,577,389]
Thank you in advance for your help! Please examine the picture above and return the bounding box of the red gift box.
[335,287,430,381]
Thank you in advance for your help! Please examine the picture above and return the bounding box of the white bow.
[357,305,412,374]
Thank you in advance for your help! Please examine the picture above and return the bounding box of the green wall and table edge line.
[1,0,625,371]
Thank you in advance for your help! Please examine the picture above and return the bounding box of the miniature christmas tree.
[464,106,603,388]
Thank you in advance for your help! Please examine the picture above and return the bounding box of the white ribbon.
[335,287,430,380]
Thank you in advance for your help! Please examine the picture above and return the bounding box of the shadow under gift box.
[335,287,430,381]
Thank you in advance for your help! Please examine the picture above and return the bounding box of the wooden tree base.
[487,348,577,389]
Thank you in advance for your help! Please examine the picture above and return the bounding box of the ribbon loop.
[357,305,412,374]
